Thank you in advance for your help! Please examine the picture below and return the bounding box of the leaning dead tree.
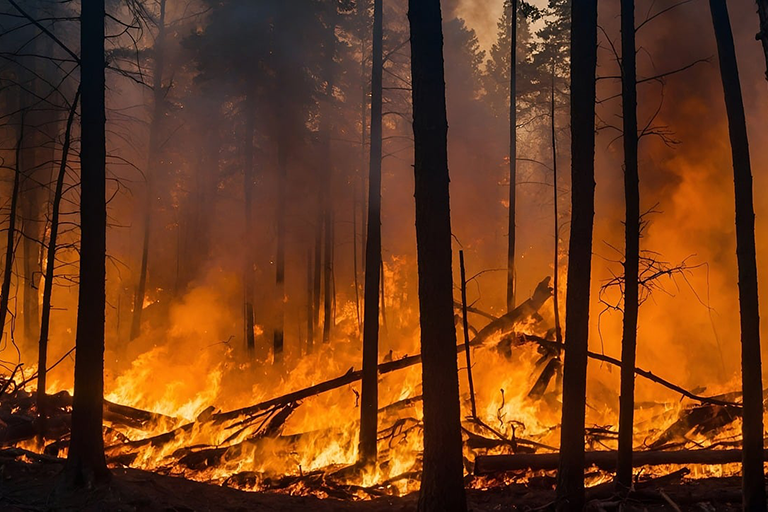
[408,0,466,510]
[708,1,766,510]
[359,0,383,467]
[556,0,598,510]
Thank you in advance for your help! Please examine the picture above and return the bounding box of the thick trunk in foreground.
[408,1,467,510]
[63,0,109,486]
[130,1,166,341]
[359,0,383,466]
[555,1,597,510]
[616,0,640,491]
[38,91,80,417]
[708,2,767,510]
[506,0,518,313]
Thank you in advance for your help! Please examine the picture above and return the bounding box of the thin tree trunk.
[63,0,109,486]
[616,0,640,491]
[130,0,166,341]
[0,120,23,346]
[506,0,518,313]
[313,219,322,338]
[274,140,287,362]
[359,0,383,466]
[408,1,467,510]
[38,90,80,418]
[555,0,598,510]
[307,248,314,353]
[757,0,768,81]
[550,59,562,345]
[353,181,361,334]
[708,2,766,510]
[21,135,41,347]
[459,251,477,419]
[243,91,256,353]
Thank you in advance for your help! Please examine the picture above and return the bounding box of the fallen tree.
[474,448,761,474]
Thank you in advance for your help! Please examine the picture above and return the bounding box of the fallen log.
[474,448,760,474]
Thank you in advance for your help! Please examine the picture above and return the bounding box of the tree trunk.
[550,59,562,344]
[359,0,383,467]
[0,119,23,346]
[555,1,597,510]
[63,0,109,486]
[708,2,766,510]
[38,90,80,418]
[408,1,467,510]
[130,0,166,341]
[616,0,640,492]
[243,91,256,353]
[757,0,768,81]
[506,0,518,313]
[274,139,287,362]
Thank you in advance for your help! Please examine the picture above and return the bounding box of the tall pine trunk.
[359,0,383,466]
[243,91,256,353]
[63,0,109,486]
[38,90,79,417]
[550,59,562,344]
[555,1,598,509]
[130,0,166,341]
[708,2,766,510]
[274,139,287,362]
[408,1,467,510]
[616,0,640,491]
[506,0,518,312]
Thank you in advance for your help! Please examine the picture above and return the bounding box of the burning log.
[474,448,762,474]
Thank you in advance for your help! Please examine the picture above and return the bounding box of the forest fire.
[2,0,768,510]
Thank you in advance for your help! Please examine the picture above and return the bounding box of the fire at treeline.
[0,0,768,510]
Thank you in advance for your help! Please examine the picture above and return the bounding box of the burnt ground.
[0,455,746,511]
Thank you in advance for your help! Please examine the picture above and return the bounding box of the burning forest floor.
[0,279,761,510]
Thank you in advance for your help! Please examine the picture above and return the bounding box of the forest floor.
[0,454,748,512]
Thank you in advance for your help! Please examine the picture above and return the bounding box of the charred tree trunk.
[408,1,467,510]
[506,0,518,313]
[21,119,41,347]
[306,248,314,353]
[757,0,768,81]
[0,120,23,346]
[130,0,166,341]
[616,0,640,491]
[555,1,597,510]
[243,91,256,353]
[38,90,80,417]
[63,0,109,486]
[550,59,562,344]
[359,0,383,467]
[708,2,767,510]
[274,138,287,362]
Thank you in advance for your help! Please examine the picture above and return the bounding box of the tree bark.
[550,60,562,344]
[556,1,598,510]
[708,2,767,510]
[408,1,467,510]
[63,0,109,486]
[616,0,640,492]
[506,0,518,313]
[130,0,166,341]
[38,90,80,418]
[359,0,383,467]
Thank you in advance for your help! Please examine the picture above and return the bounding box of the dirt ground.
[0,454,747,511]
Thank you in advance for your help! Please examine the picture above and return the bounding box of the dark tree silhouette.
[0,118,22,347]
[507,0,518,312]
[555,0,597,509]
[616,0,640,491]
[408,0,466,510]
[359,0,383,466]
[708,1,766,510]
[757,0,768,81]
[62,0,109,487]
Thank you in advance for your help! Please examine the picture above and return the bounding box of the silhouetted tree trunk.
[550,59,562,345]
[616,0,640,491]
[757,0,768,81]
[322,4,338,345]
[506,0,518,312]
[408,1,466,510]
[38,90,79,418]
[555,1,597,510]
[130,0,166,341]
[63,0,109,486]
[709,2,766,510]
[243,91,256,353]
[359,0,383,467]
[0,120,23,346]
[274,137,287,362]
